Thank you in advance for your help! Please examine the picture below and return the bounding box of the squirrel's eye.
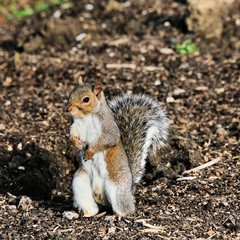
[83,97,90,103]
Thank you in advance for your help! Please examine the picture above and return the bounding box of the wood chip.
[59,228,74,233]
[108,227,116,234]
[173,88,186,96]
[0,123,6,131]
[159,48,174,55]
[96,211,107,218]
[215,87,225,94]
[144,66,160,71]
[106,63,136,69]
[109,37,129,46]
[195,86,208,91]
[141,229,164,233]
[3,76,12,87]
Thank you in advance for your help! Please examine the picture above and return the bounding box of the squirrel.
[67,77,169,217]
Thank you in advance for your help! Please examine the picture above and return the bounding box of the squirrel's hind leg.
[72,169,99,217]
[105,180,135,217]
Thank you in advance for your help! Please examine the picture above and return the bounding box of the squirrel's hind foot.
[83,209,98,217]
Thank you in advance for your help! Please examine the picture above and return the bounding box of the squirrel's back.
[109,95,169,184]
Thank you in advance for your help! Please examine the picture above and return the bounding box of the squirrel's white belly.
[82,152,107,177]
[82,152,108,205]
[73,114,101,144]
[73,115,108,205]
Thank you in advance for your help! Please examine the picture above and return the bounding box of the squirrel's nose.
[67,106,72,112]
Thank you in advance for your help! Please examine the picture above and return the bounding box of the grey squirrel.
[67,77,169,217]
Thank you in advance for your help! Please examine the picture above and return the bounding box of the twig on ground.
[183,157,221,174]
[135,219,164,232]
[59,228,75,233]
[106,63,162,72]
[176,176,197,181]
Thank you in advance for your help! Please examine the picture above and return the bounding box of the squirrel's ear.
[77,75,83,84]
[92,82,103,98]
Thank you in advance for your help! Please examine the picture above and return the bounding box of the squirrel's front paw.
[70,136,86,150]
[84,149,94,160]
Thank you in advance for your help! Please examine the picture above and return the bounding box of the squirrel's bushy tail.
[109,95,169,184]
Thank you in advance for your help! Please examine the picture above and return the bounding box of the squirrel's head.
[67,77,104,117]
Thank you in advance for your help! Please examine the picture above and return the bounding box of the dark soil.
[0,0,239,239]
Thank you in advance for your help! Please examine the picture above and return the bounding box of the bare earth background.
[0,0,239,239]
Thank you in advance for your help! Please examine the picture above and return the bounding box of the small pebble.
[235,19,240,26]
[17,142,22,150]
[178,63,190,69]
[179,75,186,81]
[75,33,87,42]
[0,123,6,131]
[166,96,175,103]
[85,4,94,11]
[216,127,227,136]
[164,21,170,27]
[221,201,229,207]
[18,166,25,170]
[154,80,161,86]
[5,100,11,106]
[53,10,61,18]
[109,52,115,57]
[7,145,13,151]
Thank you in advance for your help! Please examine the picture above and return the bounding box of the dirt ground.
[0,0,239,239]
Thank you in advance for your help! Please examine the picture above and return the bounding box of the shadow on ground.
[0,142,57,200]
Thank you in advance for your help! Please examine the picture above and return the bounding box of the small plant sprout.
[175,39,198,55]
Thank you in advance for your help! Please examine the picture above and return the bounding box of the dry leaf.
[18,196,33,211]
[63,211,79,220]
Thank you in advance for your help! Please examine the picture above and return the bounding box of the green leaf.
[35,2,51,12]
[179,49,188,55]
[4,0,73,20]
[14,8,34,19]
[175,39,198,55]
[61,2,73,9]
